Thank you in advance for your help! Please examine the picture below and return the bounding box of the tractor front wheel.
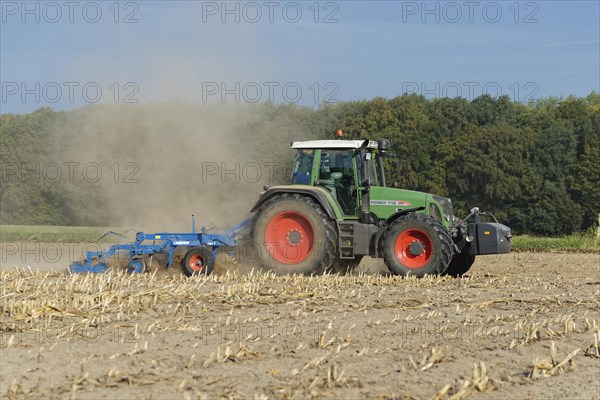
[382,213,452,277]
[252,194,336,275]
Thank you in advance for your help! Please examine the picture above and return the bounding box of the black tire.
[443,250,475,277]
[330,256,364,275]
[382,213,453,277]
[252,194,337,275]
[182,246,215,277]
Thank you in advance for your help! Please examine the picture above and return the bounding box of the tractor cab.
[290,139,387,217]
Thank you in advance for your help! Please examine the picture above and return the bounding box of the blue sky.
[1,0,599,113]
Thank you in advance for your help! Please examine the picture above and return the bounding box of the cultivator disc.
[128,258,146,274]
[68,261,110,274]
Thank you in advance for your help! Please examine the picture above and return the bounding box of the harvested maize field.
[1,252,599,399]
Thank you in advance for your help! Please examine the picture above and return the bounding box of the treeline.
[1,93,598,235]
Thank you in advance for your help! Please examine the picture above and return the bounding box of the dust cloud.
[54,102,312,232]
[14,3,321,232]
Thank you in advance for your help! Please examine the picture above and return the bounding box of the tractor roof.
[291,139,378,150]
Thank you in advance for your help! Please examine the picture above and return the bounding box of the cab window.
[318,150,354,182]
[291,150,314,184]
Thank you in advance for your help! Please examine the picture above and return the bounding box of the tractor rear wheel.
[382,213,452,277]
[182,246,215,276]
[252,194,336,275]
[443,250,475,277]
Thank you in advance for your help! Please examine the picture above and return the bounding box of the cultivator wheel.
[129,258,147,274]
[382,213,452,277]
[182,246,215,276]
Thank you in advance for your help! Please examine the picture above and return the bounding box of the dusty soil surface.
[0,251,599,399]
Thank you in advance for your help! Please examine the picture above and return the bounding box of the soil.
[0,249,599,399]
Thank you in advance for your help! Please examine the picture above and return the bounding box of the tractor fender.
[373,207,425,257]
[250,186,339,220]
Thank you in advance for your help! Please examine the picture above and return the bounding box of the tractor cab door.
[291,149,315,185]
[355,151,379,216]
[317,149,358,216]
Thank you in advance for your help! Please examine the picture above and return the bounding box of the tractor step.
[337,221,380,259]
[338,222,355,259]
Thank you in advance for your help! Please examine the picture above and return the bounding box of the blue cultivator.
[69,215,254,276]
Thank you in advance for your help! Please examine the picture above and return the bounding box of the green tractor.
[249,138,511,277]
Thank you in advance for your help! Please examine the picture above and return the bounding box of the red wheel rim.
[189,254,205,272]
[394,229,433,269]
[264,211,314,265]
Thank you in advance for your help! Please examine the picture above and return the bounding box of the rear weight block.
[468,222,512,255]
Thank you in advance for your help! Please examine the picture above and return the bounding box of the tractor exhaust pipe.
[377,138,390,188]
[361,191,370,223]
[359,139,390,224]
[359,149,371,224]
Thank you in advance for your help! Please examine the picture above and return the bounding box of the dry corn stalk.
[435,361,492,400]
[421,346,451,371]
[529,342,581,379]
[584,331,600,358]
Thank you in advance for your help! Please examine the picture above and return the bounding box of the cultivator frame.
[69,216,254,275]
